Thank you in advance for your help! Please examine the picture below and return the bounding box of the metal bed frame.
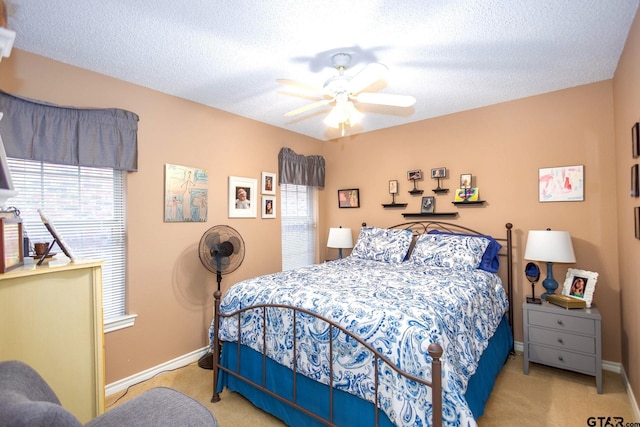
[210,221,514,427]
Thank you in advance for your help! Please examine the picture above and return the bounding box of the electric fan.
[198,225,245,291]
[197,225,245,369]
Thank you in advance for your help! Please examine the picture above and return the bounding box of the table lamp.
[327,226,353,259]
[524,229,576,300]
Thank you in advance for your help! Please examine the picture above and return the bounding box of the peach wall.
[322,81,620,362]
[0,50,324,383]
[0,47,625,385]
[613,7,640,409]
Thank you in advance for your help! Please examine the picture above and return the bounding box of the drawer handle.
[556,319,564,326]
[558,355,564,362]
[557,338,564,344]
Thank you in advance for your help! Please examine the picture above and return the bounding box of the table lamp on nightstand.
[524,228,576,300]
[327,226,353,259]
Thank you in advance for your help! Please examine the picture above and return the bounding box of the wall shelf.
[402,212,458,218]
[382,203,408,208]
[452,201,486,206]
[433,188,449,194]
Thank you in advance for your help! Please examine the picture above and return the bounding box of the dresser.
[522,301,602,393]
[0,260,105,422]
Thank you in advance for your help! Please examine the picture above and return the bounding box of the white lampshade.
[0,27,16,61]
[327,227,353,249]
[524,230,576,263]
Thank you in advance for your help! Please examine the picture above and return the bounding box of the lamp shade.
[327,227,353,249]
[524,230,576,263]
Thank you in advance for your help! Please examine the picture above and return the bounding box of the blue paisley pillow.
[428,230,502,273]
[350,227,413,263]
[410,233,490,271]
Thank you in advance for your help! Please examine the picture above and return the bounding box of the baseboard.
[104,347,209,396]
[621,365,640,422]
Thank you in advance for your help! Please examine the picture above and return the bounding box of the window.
[8,158,128,329]
[280,183,316,270]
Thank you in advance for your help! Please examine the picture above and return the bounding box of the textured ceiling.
[4,0,639,141]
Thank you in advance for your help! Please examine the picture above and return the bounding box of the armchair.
[0,360,218,427]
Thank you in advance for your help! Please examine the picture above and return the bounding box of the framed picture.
[389,180,398,194]
[164,163,209,222]
[460,173,472,189]
[538,165,584,202]
[261,172,276,195]
[0,217,23,273]
[261,196,276,219]
[632,164,639,197]
[228,176,257,218]
[421,196,434,213]
[633,122,639,159]
[561,268,598,308]
[338,188,360,208]
[635,206,640,239]
[37,209,77,262]
[407,169,422,181]
[431,167,446,179]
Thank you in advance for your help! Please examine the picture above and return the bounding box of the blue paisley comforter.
[213,257,508,427]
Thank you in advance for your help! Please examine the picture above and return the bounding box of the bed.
[209,221,514,427]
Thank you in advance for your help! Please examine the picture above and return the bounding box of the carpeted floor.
[106,352,636,426]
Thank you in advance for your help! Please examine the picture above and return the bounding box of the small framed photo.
[561,268,598,308]
[460,173,472,189]
[431,167,446,179]
[229,176,257,218]
[261,172,276,195]
[261,196,276,219]
[633,122,639,159]
[0,217,23,273]
[635,206,640,239]
[421,196,434,213]
[338,188,360,208]
[632,164,639,197]
[389,180,398,194]
[407,169,422,181]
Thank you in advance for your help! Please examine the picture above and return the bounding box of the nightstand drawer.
[528,326,595,353]
[527,309,595,335]
[529,344,596,375]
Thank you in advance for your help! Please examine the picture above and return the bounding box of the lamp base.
[541,262,558,300]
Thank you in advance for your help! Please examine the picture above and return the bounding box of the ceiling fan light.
[346,102,364,125]
[324,104,349,128]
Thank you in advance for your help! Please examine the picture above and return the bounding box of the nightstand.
[523,301,602,393]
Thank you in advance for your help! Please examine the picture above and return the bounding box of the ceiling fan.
[278,53,416,136]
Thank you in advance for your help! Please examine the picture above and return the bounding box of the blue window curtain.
[278,147,325,188]
[0,90,139,171]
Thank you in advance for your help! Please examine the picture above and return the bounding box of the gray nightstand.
[523,301,602,393]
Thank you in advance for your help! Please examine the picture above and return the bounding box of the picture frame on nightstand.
[561,268,598,308]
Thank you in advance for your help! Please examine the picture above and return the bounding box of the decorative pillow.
[350,227,413,264]
[410,233,491,271]
[428,230,502,273]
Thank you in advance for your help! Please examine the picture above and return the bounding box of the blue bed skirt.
[217,316,513,426]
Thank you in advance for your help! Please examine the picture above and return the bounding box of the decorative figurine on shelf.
[454,173,480,202]
[389,180,398,203]
[382,179,408,208]
[407,169,423,195]
[431,167,449,193]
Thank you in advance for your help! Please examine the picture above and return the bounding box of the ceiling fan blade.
[354,92,416,107]
[284,98,334,117]
[277,79,323,94]
[348,63,388,95]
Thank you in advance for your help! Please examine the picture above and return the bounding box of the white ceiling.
[4,0,639,141]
